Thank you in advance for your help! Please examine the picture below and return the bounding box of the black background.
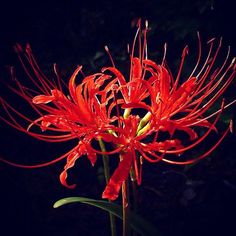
[0,0,236,235]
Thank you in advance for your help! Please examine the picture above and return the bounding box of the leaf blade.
[54,197,161,236]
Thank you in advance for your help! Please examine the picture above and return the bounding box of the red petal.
[59,151,79,189]
[131,57,142,80]
[159,66,171,100]
[86,145,97,166]
[33,95,54,104]
[170,77,197,111]
[102,152,133,200]
[59,171,76,189]
[59,142,87,189]
[68,66,82,102]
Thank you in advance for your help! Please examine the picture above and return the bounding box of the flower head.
[0,43,120,187]
[1,20,235,200]
[96,21,235,199]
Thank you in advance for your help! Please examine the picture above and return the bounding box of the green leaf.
[54,197,161,236]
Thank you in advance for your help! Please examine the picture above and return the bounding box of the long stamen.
[0,144,80,168]
[113,86,122,128]
[162,122,231,165]
[188,32,202,78]
[171,45,189,93]
[161,43,167,65]
[163,100,225,155]
[105,46,116,68]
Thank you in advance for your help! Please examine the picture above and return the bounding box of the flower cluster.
[1,21,235,200]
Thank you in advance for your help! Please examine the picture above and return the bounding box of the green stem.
[130,168,138,236]
[130,167,138,214]
[122,178,130,236]
[131,183,138,236]
[99,139,110,183]
[98,138,117,236]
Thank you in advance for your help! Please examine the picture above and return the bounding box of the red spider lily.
[0,44,120,189]
[1,20,235,201]
[90,21,236,200]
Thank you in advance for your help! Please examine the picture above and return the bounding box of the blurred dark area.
[0,0,236,235]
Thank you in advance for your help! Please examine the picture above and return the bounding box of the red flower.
[1,21,235,201]
[92,21,236,200]
[0,43,119,189]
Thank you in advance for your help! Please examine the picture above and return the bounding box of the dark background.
[0,0,236,235]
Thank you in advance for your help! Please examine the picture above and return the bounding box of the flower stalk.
[98,138,117,236]
[122,177,130,236]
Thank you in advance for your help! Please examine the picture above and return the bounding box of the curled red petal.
[59,142,88,189]
[102,152,133,200]
[59,170,76,189]
[59,151,79,189]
